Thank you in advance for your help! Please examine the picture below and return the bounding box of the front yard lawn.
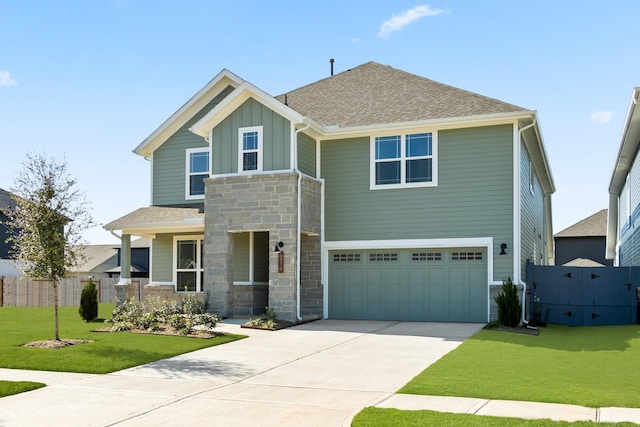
[400,324,640,408]
[0,304,245,374]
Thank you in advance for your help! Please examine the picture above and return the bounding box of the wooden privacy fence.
[0,276,148,307]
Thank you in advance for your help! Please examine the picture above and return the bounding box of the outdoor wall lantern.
[274,241,284,253]
[500,243,507,255]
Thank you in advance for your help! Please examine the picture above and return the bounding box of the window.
[174,237,204,292]
[529,160,535,195]
[371,132,437,189]
[369,253,398,262]
[186,148,209,199]
[333,253,361,262]
[238,126,263,173]
[412,252,442,261]
[451,252,483,261]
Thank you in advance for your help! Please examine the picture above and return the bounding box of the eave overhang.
[609,88,640,195]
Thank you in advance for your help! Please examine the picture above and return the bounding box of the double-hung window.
[371,132,437,189]
[186,148,209,199]
[174,236,204,292]
[238,126,263,173]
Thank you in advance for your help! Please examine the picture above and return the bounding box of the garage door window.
[333,253,361,262]
[369,253,398,262]
[452,252,483,261]
[412,252,442,261]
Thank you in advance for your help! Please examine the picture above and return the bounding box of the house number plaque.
[278,251,284,273]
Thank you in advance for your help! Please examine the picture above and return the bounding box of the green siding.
[151,234,173,282]
[321,124,514,281]
[520,143,546,279]
[212,98,291,174]
[297,132,317,177]
[152,86,235,206]
[233,233,250,282]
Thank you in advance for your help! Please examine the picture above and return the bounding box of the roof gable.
[134,69,243,158]
[0,188,18,212]
[275,61,528,128]
[555,209,608,237]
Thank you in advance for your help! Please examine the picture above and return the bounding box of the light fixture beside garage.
[500,243,507,255]
[274,241,284,252]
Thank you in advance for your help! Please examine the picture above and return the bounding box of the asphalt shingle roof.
[555,209,608,238]
[0,188,17,212]
[103,206,203,230]
[276,61,528,128]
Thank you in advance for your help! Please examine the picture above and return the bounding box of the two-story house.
[607,87,640,265]
[105,61,555,323]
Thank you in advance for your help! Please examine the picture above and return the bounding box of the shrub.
[78,278,99,322]
[495,277,522,327]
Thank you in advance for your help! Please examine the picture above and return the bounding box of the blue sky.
[1,1,639,244]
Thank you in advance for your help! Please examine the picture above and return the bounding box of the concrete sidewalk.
[376,394,640,424]
[0,320,482,427]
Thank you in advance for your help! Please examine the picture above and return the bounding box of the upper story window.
[529,160,535,195]
[186,148,209,199]
[238,126,263,173]
[371,132,437,189]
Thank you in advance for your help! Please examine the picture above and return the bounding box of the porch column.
[118,233,132,285]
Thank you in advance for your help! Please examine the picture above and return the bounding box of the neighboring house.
[105,61,555,323]
[555,209,611,267]
[0,188,18,259]
[71,238,150,280]
[607,87,640,266]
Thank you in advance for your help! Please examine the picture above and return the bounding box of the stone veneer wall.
[204,173,300,322]
[300,234,323,317]
[232,284,268,316]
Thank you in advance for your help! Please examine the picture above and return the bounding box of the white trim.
[322,237,494,321]
[173,235,204,293]
[369,130,438,190]
[238,126,263,173]
[185,147,210,200]
[148,281,174,286]
[248,231,255,283]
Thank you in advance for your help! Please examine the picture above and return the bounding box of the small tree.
[495,277,522,327]
[6,153,94,340]
[79,277,98,322]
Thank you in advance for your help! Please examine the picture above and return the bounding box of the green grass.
[352,408,637,427]
[400,324,640,408]
[0,380,45,397]
[0,304,245,374]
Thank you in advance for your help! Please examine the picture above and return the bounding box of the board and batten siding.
[321,124,515,281]
[520,143,546,280]
[297,132,317,177]
[151,234,173,282]
[152,86,235,206]
[618,145,640,266]
[212,98,291,175]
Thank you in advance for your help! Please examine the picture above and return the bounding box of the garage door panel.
[329,248,487,322]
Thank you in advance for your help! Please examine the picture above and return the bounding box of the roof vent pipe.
[330,58,334,76]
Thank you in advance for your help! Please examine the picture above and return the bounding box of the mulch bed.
[484,324,541,335]
[23,339,93,349]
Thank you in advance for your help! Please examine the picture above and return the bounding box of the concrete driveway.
[0,320,482,426]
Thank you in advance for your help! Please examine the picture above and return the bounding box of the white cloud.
[590,111,613,124]
[0,70,17,87]
[378,5,443,39]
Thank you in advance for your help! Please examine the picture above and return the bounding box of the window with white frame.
[529,160,535,195]
[174,237,204,292]
[186,148,209,199]
[371,132,436,189]
[238,126,263,172]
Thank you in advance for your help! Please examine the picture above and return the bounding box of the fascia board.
[315,111,535,140]
[190,81,306,139]
[609,88,640,194]
[106,221,204,236]
[134,69,244,158]
[523,112,556,195]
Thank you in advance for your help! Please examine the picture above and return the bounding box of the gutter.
[294,122,311,322]
[517,119,537,326]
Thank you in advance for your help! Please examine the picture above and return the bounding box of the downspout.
[517,119,537,325]
[606,193,619,261]
[294,122,311,321]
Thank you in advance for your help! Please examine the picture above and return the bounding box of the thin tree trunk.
[53,281,60,341]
